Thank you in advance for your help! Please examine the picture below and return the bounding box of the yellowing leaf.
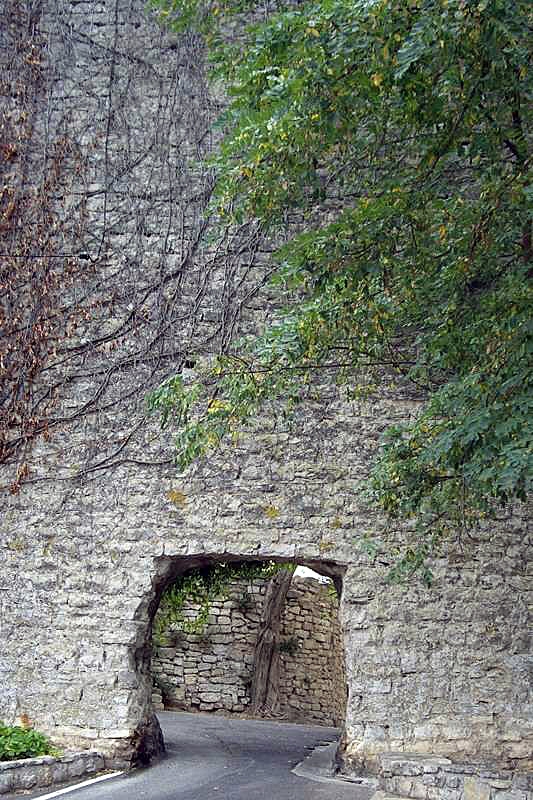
[208,398,229,414]
[19,713,32,730]
[264,504,280,519]
[371,73,384,88]
[167,489,187,508]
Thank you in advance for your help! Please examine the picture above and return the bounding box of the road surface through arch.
[20,712,375,800]
[141,552,348,762]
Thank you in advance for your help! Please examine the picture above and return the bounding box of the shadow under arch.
[130,552,347,766]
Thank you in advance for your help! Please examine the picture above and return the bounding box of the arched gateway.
[1,1,531,796]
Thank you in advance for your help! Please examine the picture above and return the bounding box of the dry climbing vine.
[0,0,270,494]
[0,0,89,489]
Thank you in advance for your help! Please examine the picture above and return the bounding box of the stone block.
[511,775,533,792]
[505,743,532,759]
[0,773,12,795]
[199,692,221,703]
[494,793,528,800]
[441,789,462,800]
[464,777,492,800]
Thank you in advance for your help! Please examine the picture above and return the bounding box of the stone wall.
[152,575,346,726]
[279,576,346,726]
[375,752,533,800]
[0,751,104,796]
[0,0,531,792]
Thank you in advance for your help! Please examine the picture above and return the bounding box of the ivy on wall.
[153,561,290,643]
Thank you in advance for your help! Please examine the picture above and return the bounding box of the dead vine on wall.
[0,0,268,493]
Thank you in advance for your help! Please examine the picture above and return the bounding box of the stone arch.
[0,0,530,791]
[1,480,531,782]
[129,552,348,765]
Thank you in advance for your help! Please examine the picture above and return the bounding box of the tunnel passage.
[151,563,347,726]
[132,554,348,763]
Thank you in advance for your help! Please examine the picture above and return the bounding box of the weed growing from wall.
[0,723,58,761]
[153,561,289,643]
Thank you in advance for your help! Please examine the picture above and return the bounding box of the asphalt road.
[22,712,374,800]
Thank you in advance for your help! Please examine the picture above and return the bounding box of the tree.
[250,567,294,716]
[149,0,532,580]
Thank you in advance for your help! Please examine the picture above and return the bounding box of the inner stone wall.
[0,0,531,790]
[152,575,346,726]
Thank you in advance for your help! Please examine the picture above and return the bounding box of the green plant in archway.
[153,561,289,643]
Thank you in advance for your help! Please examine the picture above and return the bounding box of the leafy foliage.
[0,723,57,762]
[154,561,289,641]
[149,0,532,579]
[278,636,299,656]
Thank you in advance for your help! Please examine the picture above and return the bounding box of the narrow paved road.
[24,712,373,800]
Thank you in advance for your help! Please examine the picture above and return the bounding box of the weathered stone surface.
[463,777,492,800]
[0,0,531,794]
[376,754,533,800]
[380,754,453,777]
[0,751,104,796]
[153,575,346,725]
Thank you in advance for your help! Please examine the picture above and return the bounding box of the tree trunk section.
[250,568,294,716]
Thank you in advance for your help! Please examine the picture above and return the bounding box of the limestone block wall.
[152,576,346,727]
[152,579,262,715]
[278,577,346,726]
[0,751,104,797]
[0,0,531,789]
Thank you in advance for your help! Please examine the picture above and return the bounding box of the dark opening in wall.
[140,553,348,759]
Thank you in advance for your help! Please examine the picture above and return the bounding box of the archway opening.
[137,554,348,763]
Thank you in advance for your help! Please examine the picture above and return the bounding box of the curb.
[292,740,379,795]
[0,751,105,796]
